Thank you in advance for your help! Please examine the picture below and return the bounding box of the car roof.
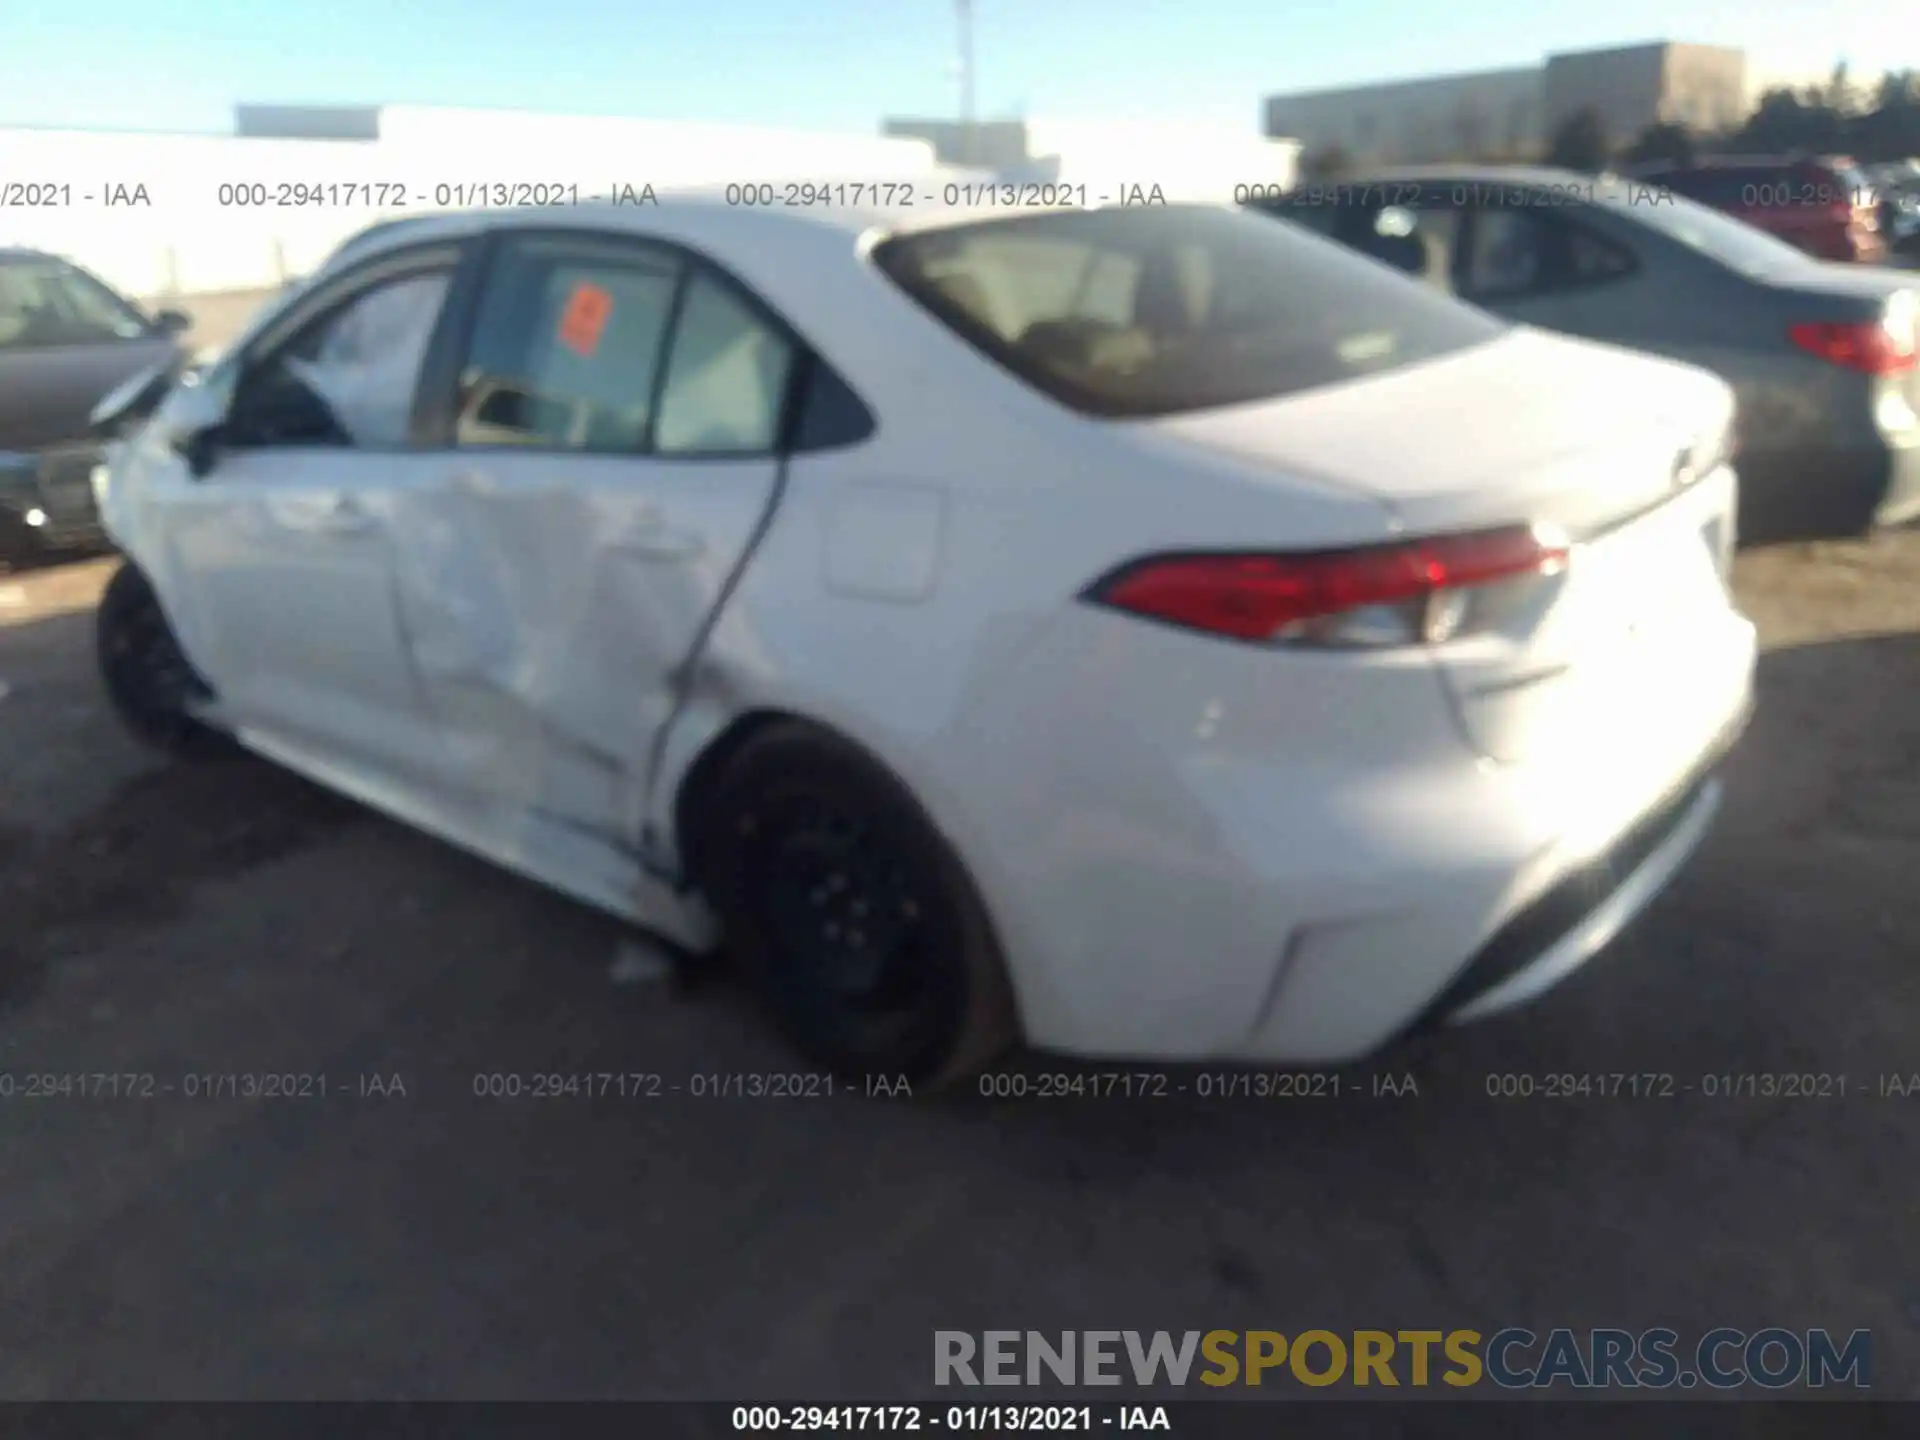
[1326,163,1612,189]
[327,186,1034,270]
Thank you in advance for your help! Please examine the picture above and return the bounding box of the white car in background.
[94,197,1755,1084]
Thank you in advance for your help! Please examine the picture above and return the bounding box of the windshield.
[871,204,1504,418]
[1594,181,1820,278]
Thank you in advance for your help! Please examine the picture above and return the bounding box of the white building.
[2,104,1302,312]
[0,105,944,301]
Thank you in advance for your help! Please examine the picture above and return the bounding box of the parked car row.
[1624,154,1889,263]
[1865,159,1920,258]
[84,196,1760,1084]
[0,246,192,566]
[1249,166,1920,544]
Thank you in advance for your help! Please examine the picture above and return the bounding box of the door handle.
[278,494,375,535]
[611,506,702,560]
[618,530,705,562]
[319,496,374,534]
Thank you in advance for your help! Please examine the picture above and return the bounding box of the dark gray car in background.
[0,248,190,564]
[1247,166,1920,544]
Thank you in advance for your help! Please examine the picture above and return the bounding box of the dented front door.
[391,453,779,839]
[392,230,796,843]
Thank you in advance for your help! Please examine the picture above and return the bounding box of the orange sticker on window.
[556,281,614,357]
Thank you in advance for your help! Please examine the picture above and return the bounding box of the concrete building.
[1264,40,1750,164]
[233,104,382,140]
[1262,68,1542,167]
[1543,43,1748,140]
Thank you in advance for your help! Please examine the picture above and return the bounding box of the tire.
[697,723,1017,1089]
[96,561,236,759]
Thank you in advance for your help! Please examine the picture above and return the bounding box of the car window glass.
[1565,225,1633,282]
[456,238,681,453]
[233,269,451,449]
[1076,252,1142,325]
[1459,209,1633,301]
[0,260,149,348]
[1385,205,1460,290]
[874,205,1505,418]
[654,272,796,455]
[1462,210,1544,298]
[1597,182,1814,278]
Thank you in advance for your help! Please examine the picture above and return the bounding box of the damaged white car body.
[99,206,850,947]
[95,198,1755,1085]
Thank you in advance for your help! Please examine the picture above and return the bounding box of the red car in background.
[1635,156,1887,263]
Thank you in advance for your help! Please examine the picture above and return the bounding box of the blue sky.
[4,0,1914,135]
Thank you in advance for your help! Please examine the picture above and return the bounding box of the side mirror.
[174,425,223,479]
[161,375,233,480]
[153,309,192,337]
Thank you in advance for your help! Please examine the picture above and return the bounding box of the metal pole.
[956,0,975,165]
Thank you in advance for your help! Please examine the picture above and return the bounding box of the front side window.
[228,268,452,449]
[0,259,151,349]
[872,205,1504,418]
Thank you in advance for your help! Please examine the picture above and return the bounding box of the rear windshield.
[870,205,1503,417]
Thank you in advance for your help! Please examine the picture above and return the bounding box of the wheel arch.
[666,701,1027,1076]
[673,706,969,897]
[667,706,1007,948]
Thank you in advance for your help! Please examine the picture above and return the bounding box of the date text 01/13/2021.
[210,181,662,208]
[0,1072,406,1099]
[730,1405,1170,1432]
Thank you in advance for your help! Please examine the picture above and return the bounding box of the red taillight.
[1086,526,1569,646]
[1789,320,1918,375]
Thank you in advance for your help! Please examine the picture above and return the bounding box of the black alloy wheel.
[700,724,1015,1088]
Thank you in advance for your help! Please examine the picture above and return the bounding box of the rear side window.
[455,235,799,457]
[653,272,795,455]
[457,236,683,453]
[872,205,1503,418]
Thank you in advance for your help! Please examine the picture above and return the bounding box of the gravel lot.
[0,534,1916,1402]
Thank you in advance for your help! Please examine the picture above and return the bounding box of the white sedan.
[94,196,1755,1084]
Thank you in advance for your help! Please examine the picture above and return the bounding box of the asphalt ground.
[0,532,1916,1401]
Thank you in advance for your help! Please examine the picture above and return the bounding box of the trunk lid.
[1144,326,1748,766]
[1145,327,1732,538]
